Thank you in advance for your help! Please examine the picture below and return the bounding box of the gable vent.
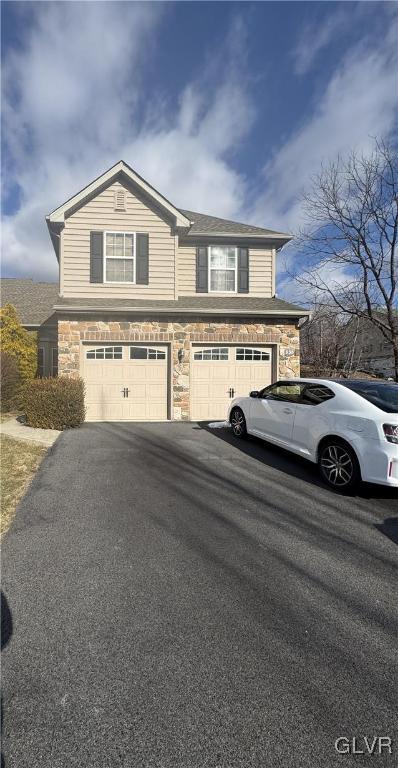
[114,189,126,211]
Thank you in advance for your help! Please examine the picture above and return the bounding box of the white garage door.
[190,345,273,421]
[82,345,168,421]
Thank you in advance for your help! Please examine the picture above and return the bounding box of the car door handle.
[283,407,293,414]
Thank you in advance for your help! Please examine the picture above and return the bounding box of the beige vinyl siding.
[62,181,175,299]
[177,245,273,297]
[249,248,273,297]
[178,244,197,295]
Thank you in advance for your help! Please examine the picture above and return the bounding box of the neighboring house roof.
[46,159,291,244]
[0,279,58,326]
[179,209,291,239]
[54,295,309,318]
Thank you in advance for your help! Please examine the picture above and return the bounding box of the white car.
[228,378,398,491]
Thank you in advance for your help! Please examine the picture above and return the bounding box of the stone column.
[58,320,80,377]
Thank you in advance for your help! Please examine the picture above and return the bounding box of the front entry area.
[82,344,168,421]
[190,345,273,421]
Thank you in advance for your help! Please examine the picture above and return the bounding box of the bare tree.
[293,140,398,379]
[300,304,357,377]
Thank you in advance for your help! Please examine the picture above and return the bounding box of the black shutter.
[238,248,249,293]
[196,247,208,292]
[136,233,149,285]
[90,232,103,283]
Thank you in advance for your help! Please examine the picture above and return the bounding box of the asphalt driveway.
[2,422,398,767]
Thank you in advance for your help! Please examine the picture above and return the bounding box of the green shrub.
[1,351,21,411]
[21,377,86,430]
[0,304,37,380]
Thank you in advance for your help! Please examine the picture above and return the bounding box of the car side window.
[300,384,335,406]
[262,382,305,403]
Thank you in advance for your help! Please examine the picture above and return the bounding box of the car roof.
[274,378,337,385]
[276,378,394,386]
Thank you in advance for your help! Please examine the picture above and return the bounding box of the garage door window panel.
[236,348,270,361]
[86,346,123,360]
[130,347,166,360]
[105,232,135,283]
[209,247,237,292]
[194,347,229,361]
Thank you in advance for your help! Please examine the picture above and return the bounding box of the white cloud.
[292,9,347,76]
[2,2,397,296]
[249,25,398,238]
[260,12,398,302]
[2,5,254,280]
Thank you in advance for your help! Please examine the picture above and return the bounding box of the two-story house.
[43,160,308,421]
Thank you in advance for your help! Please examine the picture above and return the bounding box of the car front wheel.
[230,407,247,439]
[318,439,360,492]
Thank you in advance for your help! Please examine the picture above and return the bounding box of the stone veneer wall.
[58,318,300,420]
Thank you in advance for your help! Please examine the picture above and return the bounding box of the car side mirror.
[250,390,259,398]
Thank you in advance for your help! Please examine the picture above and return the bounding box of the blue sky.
[1,1,397,300]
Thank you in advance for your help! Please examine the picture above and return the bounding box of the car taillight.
[383,424,398,444]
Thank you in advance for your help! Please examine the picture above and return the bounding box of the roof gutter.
[53,304,310,318]
[186,232,292,240]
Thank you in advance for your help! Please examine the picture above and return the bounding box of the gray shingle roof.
[0,279,59,325]
[54,295,308,316]
[1,279,308,326]
[179,209,291,238]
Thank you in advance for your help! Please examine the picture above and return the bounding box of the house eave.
[53,304,310,319]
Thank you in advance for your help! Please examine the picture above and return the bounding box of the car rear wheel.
[318,439,360,492]
[230,408,247,439]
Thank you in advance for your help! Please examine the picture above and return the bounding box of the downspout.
[272,247,276,297]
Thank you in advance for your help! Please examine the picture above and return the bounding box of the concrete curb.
[1,418,61,447]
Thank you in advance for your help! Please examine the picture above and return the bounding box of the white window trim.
[208,245,238,294]
[104,231,136,284]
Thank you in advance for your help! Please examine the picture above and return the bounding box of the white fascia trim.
[187,232,293,240]
[53,304,310,317]
[47,161,191,228]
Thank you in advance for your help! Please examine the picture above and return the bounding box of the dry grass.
[0,412,16,423]
[1,434,47,536]
[300,365,380,380]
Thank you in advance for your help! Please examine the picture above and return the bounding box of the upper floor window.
[209,246,237,292]
[105,232,135,283]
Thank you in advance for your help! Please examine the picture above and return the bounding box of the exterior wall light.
[178,348,184,364]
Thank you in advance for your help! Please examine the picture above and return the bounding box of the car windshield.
[339,381,398,414]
